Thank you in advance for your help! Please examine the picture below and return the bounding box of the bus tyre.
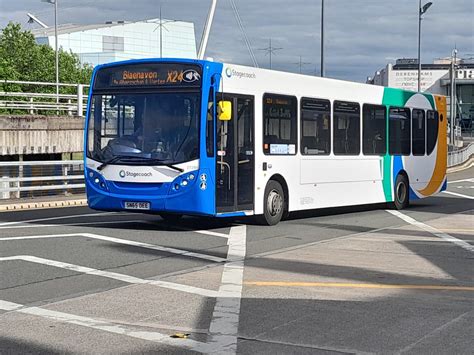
[259,180,285,226]
[159,213,183,223]
[393,174,409,210]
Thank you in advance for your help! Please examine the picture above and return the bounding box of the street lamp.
[42,0,59,107]
[321,0,325,77]
[418,0,433,92]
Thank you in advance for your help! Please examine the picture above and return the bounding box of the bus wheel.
[159,213,183,223]
[259,180,284,226]
[393,174,409,210]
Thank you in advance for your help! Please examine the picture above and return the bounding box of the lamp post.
[42,0,59,107]
[321,0,325,77]
[418,0,433,92]
[450,48,458,145]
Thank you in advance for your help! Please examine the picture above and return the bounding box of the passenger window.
[263,94,297,155]
[300,98,331,155]
[333,101,360,156]
[389,107,411,155]
[363,104,386,155]
[427,110,439,155]
[412,109,425,156]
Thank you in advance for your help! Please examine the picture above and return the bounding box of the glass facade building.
[32,19,197,67]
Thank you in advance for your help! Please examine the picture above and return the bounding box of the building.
[32,19,197,67]
[368,58,474,132]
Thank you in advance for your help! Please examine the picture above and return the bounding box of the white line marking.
[0,212,123,227]
[0,299,212,353]
[0,233,226,263]
[387,210,474,253]
[398,311,472,354]
[0,220,145,230]
[448,178,474,184]
[141,221,230,239]
[0,255,218,298]
[208,225,247,354]
[442,191,474,200]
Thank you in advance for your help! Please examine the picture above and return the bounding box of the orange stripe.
[418,95,447,196]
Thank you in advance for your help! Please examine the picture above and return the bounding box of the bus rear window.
[427,110,439,155]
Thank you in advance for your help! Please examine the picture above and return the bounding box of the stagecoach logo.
[119,170,153,178]
[225,67,256,79]
[182,69,201,83]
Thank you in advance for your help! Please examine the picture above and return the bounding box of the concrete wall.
[0,115,84,156]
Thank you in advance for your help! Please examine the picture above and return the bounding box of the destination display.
[94,63,202,90]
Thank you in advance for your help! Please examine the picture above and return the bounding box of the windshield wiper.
[97,155,139,171]
[144,159,184,173]
[97,155,183,173]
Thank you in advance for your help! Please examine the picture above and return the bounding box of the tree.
[0,23,93,113]
[0,23,93,87]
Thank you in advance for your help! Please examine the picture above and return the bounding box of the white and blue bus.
[84,58,447,225]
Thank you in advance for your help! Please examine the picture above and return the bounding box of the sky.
[0,0,473,82]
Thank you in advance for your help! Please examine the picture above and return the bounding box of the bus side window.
[206,88,215,157]
[300,98,331,155]
[363,104,387,156]
[333,101,360,156]
[263,94,297,155]
[412,109,426,156]
[389,107,411,156]
[426,110,439,155]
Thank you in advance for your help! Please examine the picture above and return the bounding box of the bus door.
[216,94,254,213]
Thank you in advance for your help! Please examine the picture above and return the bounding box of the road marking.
[0,233,226,263]
[244,281,474,291]
[439,228,474,233]
[398,311,472,354]
[0,255,218,298]
[0,220,145,230]
[442,191,474,200]
[0,299,212,353]
[387,210,474,253]
[141,220,230,239]
[448,178,474,184]
[0,212,122,227]
[208,225,247,354]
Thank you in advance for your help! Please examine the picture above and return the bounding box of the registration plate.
[124,201,150,210]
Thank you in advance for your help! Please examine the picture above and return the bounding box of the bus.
[84,58,447,225]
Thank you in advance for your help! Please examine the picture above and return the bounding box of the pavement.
[0,167,473,354]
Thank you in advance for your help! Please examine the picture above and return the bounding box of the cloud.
[1,0,472,82]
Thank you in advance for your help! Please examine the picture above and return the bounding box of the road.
[1,168,473,354]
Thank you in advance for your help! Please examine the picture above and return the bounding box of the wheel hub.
[267,189,282,216]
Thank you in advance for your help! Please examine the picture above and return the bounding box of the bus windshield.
[87,92,200,165]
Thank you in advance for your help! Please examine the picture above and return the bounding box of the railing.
[0,80,89,117]
[0,160,85,200]
[448,143,474,168]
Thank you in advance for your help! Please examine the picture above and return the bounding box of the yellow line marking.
[244,281,474,291]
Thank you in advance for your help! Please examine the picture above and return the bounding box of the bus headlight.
[169,171,198,194]
[87,169,108,191]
